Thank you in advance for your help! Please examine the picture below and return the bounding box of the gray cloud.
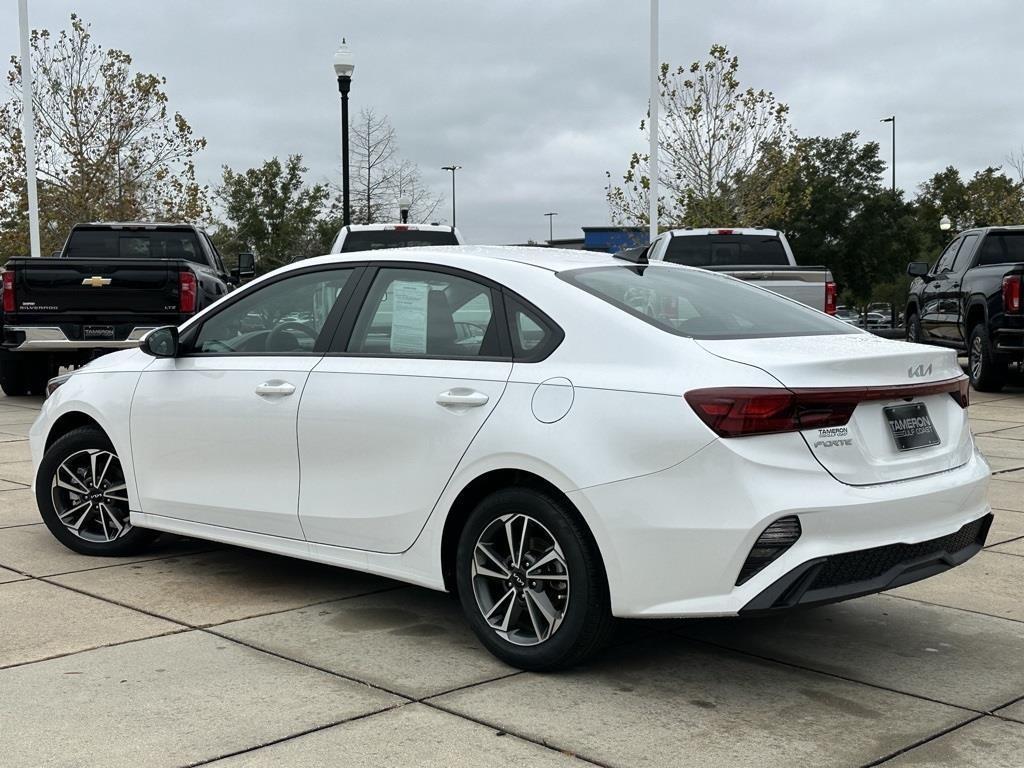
[3,0,1022,245]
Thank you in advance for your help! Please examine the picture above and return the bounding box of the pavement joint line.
[421,698,614,768]
[0,626,193,671]
[670,630,986,717]
[883,592,1024,625]
[0,521,43,530]
[861,713,989,767]
[0,544,223,579]
[181,702,415,768]
[985,548,1024,559]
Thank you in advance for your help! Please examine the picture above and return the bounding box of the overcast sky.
[3,0,1022,244]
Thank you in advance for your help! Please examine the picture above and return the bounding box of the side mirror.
[907,262,931,279]
[140,326,179,358]
[231,252,256,283]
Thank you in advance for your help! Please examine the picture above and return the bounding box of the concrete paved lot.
[1,385,1022,767]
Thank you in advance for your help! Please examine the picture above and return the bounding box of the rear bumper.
[3,325,155,351]
[993,326,1024,355]
[740,513,991,613]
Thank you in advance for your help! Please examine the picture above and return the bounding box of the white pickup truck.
[644,227,836,314]
[330,223,464,253]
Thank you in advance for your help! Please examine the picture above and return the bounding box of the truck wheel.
[968,325,1007,392]
[906,312,923,343]
[0,359,31,397]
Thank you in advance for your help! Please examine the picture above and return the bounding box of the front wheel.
[968,325,1007,392]
[35,426,159,556]
[455,487,613,671]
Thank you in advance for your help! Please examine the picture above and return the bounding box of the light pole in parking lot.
[334,40,355,226]
[880,115,895,192]
[544,212,558,243]
[442,165,461,228]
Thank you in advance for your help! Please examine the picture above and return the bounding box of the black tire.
[35,426,159,556]
[455,486,613,671]
[0,356,52,397]
[905,312,923,344]
[968,324,1007,393]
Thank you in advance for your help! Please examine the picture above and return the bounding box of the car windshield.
[560,264,857,340]
[340,229,459,252]
[664,234,789,267]
[63,229,206,264]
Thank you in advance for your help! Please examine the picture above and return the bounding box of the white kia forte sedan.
[30,246,992,670]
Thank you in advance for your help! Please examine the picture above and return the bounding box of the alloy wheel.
[471,513,570,646]
[50,448,132,543]
[970,335,983,382]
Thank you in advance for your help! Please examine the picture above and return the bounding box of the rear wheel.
[455,487,613,671]
[968,325,1007,392]
[905,312,923,344]
[35,426,159,556]
[0,356,53,396]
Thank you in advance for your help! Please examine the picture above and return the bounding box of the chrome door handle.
[255,381,296,397]
[436,388,489,407]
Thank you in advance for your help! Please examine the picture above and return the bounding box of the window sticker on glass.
[389,280,430,354]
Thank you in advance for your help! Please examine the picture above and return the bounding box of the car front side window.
[192,268,354,355]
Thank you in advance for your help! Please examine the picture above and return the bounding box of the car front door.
[943,233,979,344]
[130,265,362,538]
[920,237,962,341]
[297,264,513,553]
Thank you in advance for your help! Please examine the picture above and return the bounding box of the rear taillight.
[686,377,969,437]
[1002,275,1022,314]
[824,281,837,315]
[1,269,13,313]
[178,271,197,314]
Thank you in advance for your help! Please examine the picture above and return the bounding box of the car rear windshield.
[64,229,205,264]
[340,229,459,252]
[560,265,857,340]
[977,231,1024,266]
[664,234,789,267]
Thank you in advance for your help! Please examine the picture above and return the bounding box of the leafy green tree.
[607,44,792,227]
[0,14,207,257]
[213,155,332,272]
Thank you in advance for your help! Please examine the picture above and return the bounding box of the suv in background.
[330,223,464,253]
[906,226,1024,391]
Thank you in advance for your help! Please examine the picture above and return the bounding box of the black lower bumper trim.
[740,513,992,614]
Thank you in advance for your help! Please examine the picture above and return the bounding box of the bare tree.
[0,14,207,255]
[607,44,792,228]
[347,107,442,224]
[1008,146,1024,184]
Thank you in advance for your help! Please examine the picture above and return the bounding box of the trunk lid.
[696,333,973,485]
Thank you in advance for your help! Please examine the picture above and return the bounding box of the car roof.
[286,245,634,275]
[77,222,200,230]
[340,223,457,232]
[667,227,780,237]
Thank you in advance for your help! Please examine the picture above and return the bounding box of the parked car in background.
[0,223,253,396]
[645,227,836,314]
[330,223,463,253]
[906,226,1024,391]
[32,246,989,671]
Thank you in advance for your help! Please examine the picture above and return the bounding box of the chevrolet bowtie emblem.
[82,276,112,287]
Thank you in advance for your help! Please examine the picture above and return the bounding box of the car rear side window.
[560,265,857,340]
[664,234,789,267]
[347,268,503,358]
[505,297,562,361]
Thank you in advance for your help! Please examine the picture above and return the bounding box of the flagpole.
[18,0,41,258]
[648,0,659,244]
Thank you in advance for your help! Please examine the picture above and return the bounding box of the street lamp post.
[441,165,461,228]
[544,212,558,243]
[880,115,895,192]
[334,40,354,226]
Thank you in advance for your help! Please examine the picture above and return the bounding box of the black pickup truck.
[0,223,254,396]
[906,226,1024,391]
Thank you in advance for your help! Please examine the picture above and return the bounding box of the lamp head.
[333,39,354,79]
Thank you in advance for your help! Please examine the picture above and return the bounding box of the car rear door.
[130,265,362,538]
[297,263,512,553]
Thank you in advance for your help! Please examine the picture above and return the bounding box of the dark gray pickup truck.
[906,226,1024,392]
[0,222,253,396]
